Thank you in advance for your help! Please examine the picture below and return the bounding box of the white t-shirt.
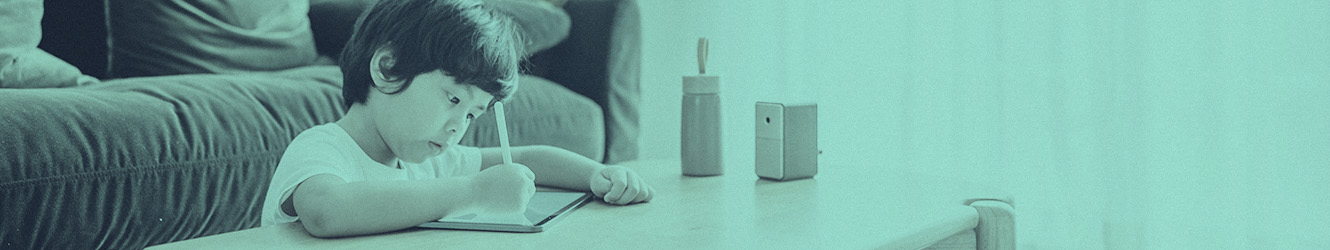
[260,123,482,226]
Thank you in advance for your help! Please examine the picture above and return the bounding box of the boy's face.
[367,70,494,163]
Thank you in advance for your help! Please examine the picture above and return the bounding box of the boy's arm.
[289,174,473,237]
[291,163,534,238]
[481,145,653,205]
[482,145,600,190]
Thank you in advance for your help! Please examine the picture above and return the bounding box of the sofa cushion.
[0,66,345,249]
[0,67,608,249]
[462,74,605,161]
[107,0,319,78]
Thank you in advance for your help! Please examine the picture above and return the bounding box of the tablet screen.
[420,191,592,232]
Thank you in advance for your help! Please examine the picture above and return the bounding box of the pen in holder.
[681,37,722,176]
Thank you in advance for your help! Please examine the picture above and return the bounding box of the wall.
[637,0,1330,249]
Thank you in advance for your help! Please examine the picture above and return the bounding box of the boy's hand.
[589,165,654,205]
[468,163,536,214]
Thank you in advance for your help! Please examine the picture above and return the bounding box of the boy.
[261,0,653,237]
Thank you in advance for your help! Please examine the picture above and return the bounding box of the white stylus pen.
[495,101,513,164]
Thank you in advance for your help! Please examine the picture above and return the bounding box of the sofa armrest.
[968,200,1016,250]
[527,0,640,163]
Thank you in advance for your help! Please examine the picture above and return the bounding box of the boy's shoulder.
[292,123,346,141]
[282,123,360,160]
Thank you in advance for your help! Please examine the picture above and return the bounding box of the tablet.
[418,191,593,233]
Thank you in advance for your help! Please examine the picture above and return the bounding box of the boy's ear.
[369,47,397,85]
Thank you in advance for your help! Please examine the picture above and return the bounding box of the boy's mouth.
[429,142,445,150]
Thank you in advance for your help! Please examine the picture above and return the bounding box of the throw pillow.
[0,0,97,88]
[107,0,319,78]
[0,49,97,88]
[0,0,41,49]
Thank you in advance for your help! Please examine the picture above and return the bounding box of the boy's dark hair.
[339,0,524,108]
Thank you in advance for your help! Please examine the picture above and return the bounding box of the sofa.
[0,0,640,249]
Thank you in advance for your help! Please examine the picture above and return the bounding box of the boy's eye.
[449,96,461,104]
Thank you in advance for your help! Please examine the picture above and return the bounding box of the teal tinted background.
[638,1,1329,249]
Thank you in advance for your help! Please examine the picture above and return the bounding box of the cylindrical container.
[682,75,722,176]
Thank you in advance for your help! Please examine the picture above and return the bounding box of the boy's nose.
[442,121,463,136]
[442,115,468,136]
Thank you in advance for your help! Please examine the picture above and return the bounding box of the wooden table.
[148,159,1014,250]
